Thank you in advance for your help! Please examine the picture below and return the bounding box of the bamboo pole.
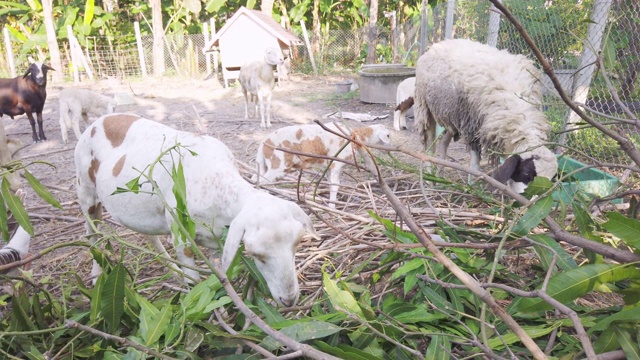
[134,21,148,77]
[203,22,211,75]
[299,21,317,75]
[3,27,16,77]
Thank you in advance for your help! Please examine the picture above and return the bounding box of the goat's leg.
[25,112,39,143]
[242,90,250,119]
[36,112,46,142]
[59,112,69,144]
[174,240,200,283]
[328,168,341,209]
[83,202,104,284]
[258,94,267,129]
[72,112,84,141]
[147,235,196,281]
[264,92,272,129]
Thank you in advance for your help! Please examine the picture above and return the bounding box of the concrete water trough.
[552,156,619,203]
[359,64,415,104]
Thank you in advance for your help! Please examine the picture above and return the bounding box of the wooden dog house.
[204,7,302,87]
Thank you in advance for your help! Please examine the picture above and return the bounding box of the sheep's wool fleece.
[415,39,550,157]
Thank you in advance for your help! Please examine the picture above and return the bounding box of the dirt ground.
[3,73,468,284]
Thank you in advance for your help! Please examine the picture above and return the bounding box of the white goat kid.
[59,88,116,143]
[394,77,415,131]
[239,47,284,129]
[75,114,317,307]
[256,122,391,208]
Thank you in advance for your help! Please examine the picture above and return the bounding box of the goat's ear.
[22,69,31,78]
[221,220,245,272]
[289,204,319,240]
[43,64,55,71]
[493,155,521,184]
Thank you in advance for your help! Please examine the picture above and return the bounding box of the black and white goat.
[0,61,55,143]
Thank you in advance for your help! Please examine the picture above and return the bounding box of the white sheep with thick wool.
[75,114,317,307]
[59,88,116,143]
[255,122,391,208]
[414,39,557,191]
[239,47,284,129]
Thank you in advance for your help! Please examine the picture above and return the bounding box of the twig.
[213,309,276,358]
[487,0,640,168]
[348,141,547,359]
[210,260,342,360]
[65,320,178,360]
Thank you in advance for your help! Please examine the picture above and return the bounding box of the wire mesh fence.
[1,1,638,167]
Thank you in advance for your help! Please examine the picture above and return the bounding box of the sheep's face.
[493,147,558,193]
[243,222,306,307]
[264,47,284,66]
[224,199,317,307]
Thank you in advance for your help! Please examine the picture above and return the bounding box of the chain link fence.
[1,1,638,166]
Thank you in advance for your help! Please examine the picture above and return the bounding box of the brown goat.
[0,62,55,143]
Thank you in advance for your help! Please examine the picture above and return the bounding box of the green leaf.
[512,195,553,236]
[257,297,286,324]
[323,272,365,319]
[426,335,451,360]
[486,323,561,350]
[24,170,62,209]
[613,325,640,360]
[530,234,577,271]
[522,176,554,197]
[184,327,204,352]
[205,0,226,12]
[391,258,424,280]
[1,178,33,236]
[5,25,29,42]
[590,306,640,332]
[262,321,343,351]
[602,212,640,251]
[144,302,172,346]
[593,328,619,354]
[0,190,8,242]
[185,0,201,13]
[517,264,640,313]
[83,0,95,28]
[314,340,375,360]
[101,263,127,332]
[138,296,159,342]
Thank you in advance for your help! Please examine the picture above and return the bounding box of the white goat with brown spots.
[75,113,317,307]
[239,47,284,129]
[255,122,391,208]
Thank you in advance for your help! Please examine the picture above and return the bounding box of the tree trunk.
[366,0,379,64]
[151,0,165,76]
[41,0,63,83]
[261,0,275,15]
[311,0,321,56]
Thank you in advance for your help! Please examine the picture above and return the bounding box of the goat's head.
[353,124,392,146]
[264,47,284,66]
[221,197,317,307]
[493,146,557,193]
[23,62,55,86]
